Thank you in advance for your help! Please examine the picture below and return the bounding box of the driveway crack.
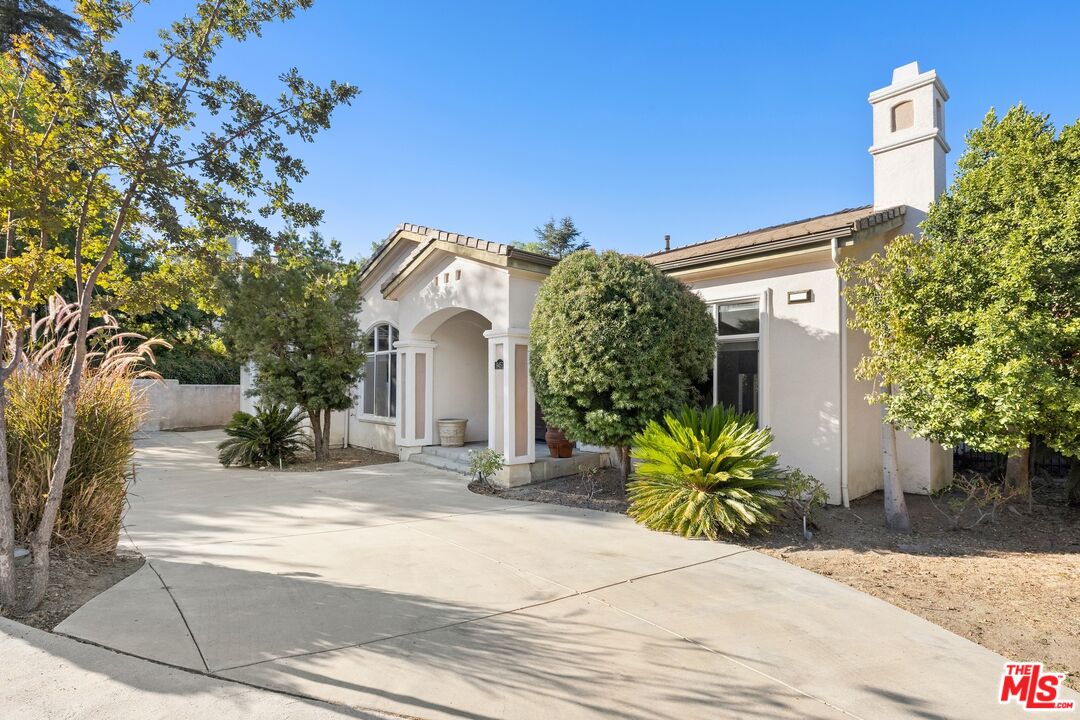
[146,560,210,673]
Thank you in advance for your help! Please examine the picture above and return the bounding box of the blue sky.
[112,1,1080,259]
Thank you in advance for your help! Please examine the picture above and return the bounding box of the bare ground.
[266,445,399,473]
[3,550,144,631]
[472,471,1080,689]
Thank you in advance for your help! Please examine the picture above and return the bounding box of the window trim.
[358,322,398,421]
[706,291,769,424]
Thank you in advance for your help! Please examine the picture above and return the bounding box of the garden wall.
[135,379,240,431]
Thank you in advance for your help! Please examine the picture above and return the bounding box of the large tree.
[0,0,82,74]
[530,250,715,481]
[840,105,1080,505]
[218,231,365,462]
[0,0,356,612]
[516,216,589,258]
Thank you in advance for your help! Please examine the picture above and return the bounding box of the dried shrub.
[7,298,165,555]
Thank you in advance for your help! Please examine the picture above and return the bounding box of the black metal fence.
[953,438,1071,478]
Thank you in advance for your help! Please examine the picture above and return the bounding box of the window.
[698,299,760,417]
[891,100,914,132]
[362,323,398,418]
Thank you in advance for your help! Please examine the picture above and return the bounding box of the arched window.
[361,323,398,418]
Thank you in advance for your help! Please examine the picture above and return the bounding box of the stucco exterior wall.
[136,379,240,431]
[431,310,490,443]
[683,251,845,502]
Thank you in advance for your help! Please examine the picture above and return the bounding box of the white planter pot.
[437,418,468,447]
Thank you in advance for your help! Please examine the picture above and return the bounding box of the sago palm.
[217,405,312,467]
[627,405,784,539]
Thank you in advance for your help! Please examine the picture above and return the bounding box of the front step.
[408,451,471,476]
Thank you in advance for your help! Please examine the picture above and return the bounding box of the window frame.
[359,322,398,421]
[705,291,769,424]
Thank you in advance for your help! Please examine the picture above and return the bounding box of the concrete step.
[408,452,471,476]
[422,444,483,462]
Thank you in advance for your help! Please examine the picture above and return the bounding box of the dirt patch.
[3,550,144,631]
[470,469,1079,689]
[469,466,628,513]
[747,481,1080,690]
[265,446,399,473]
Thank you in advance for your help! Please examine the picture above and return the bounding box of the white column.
[394,339,436,460]
[484,328,534,486]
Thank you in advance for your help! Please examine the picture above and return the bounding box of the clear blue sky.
[112,1,1080,259]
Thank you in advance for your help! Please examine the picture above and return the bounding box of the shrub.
[781,468,828,540]
[627,405,784,539]
[530,250,715,481]
[8,301,160,556]
[467,448,505,486]
[217,406,312,467]
[154,347,240,385]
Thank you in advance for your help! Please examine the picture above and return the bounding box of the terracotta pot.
[438,418,468,447]
[545,427,575,458]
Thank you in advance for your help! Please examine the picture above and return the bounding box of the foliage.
[0,0,355,611]
[218,231,364,460]
[928,472,1024,530]
[152,346,239,385]
[627,405,784,539]
[530,250,715,476]
[467,448,505,486]
[525,216,589,258]
[8,298,160,555]
[839,106,1080,498]
[781,468,828,541]
[0,1,83,75]
[217,406,311,468]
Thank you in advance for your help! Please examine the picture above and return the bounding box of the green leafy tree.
[0,0,356,612]
[530,250,715,481]
[531,216,589,258]
[840,105,1080,505]
[0,0,82,74]
[219,231,365,462]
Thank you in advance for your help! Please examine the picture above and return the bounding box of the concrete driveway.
[49,431,1070,719]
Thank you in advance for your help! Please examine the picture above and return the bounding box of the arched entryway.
[430,310,491,444]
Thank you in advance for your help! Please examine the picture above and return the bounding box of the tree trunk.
[1066,458,1080,508]
[26,376,79,610]
[880,403,911,534]
[1004,440,1033,507]
[322,408,332,460]
[308,409,325,462]
[0,390,17,611]
[618,446,631,487]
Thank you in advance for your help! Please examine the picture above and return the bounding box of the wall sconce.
[787,289,813,304]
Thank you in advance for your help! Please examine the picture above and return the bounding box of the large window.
[362,323,398,418]
[698,299,760,416]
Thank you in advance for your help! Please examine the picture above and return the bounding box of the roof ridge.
[646,204,874,257]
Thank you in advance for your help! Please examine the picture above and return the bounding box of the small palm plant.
[217,405,312,468]
[627,405,784,539]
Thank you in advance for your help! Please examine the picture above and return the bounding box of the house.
[249,61,953,504]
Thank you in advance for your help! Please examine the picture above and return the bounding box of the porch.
[409,441,610,483]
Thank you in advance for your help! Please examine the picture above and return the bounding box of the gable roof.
[647,205,906,271]
[365,222,558,297]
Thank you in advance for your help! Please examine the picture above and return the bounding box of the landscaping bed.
[4,550,144,631]
[469,466,628,513]
[473,470,1079,689]
[265,445,398,472]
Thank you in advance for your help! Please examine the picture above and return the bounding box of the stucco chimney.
[868,61,950,221]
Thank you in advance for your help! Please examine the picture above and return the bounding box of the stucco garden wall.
[136,379,240,431]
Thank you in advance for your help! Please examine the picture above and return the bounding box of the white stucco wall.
[684,251,845,502]
[431,310,490,443]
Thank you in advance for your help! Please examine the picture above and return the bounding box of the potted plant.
[437,418,468,447]
[544,427,575,458]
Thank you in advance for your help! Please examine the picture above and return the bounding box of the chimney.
[663,234,670,252]
[868,61,950,225]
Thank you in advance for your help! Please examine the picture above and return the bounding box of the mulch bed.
[265,446,399,473]
[4,549,144,631]
[469,469,1080,689]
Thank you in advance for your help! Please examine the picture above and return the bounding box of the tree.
[840,105,1080,507]
[218,231,365,462]
[522,216,589,258]
[0,0,82,74]
[0,0,356,612]
[530,250,715,482]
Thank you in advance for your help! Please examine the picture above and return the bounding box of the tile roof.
[647,205,906,267]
